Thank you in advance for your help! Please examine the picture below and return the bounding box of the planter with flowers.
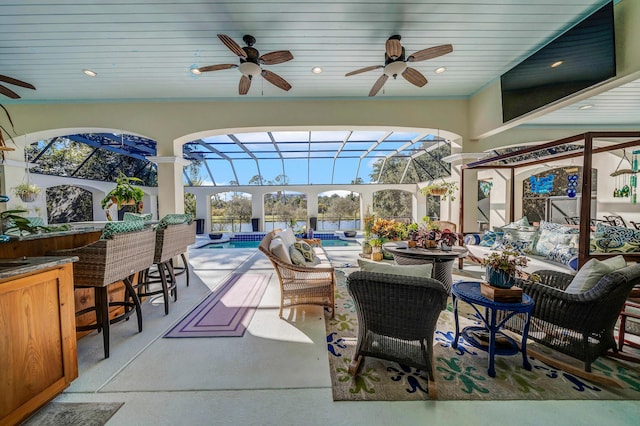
[368,238,384,261]
[420,181,459,201]
[12,182,41,203]
[481,249,529,289]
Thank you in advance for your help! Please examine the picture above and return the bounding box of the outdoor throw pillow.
[100,220,145,240]
[503,216,530,229]
[294,240,315,262]
[289,245,306,266]
[158,213,193,229]
[357,258,433,278]
[479,230,502,247]
[269,238,292,264]
[565,255,626,294]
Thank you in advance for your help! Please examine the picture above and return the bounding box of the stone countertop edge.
[0,256,79,281]
[5,227,102,241]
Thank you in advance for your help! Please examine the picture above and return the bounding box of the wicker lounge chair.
[506,264,640,372]
[346,270,448,398]
[136,222,196,315]
[258,229,335,318]
[50,228,156,358]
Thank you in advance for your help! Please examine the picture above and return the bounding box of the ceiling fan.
[195,34,294,95]
[0,74,36,99]
[345,35,452,96]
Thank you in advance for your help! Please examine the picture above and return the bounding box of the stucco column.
[306,189,318,229]
[148,156,190,217]
[195,192,209,233]
[251,189,264,231]
[359,191,374,231]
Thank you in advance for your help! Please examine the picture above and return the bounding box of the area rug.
[326,269,640,401]
[21,402,124,426]
[165,273,270,338]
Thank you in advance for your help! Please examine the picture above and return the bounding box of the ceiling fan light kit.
[345,35,453,96]
[196,34,294,95]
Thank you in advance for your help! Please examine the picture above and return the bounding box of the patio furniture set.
[260,227,640,397]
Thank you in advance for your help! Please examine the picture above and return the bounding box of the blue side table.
[451,281,534,377]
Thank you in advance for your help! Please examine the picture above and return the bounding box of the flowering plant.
[481,249,528,277]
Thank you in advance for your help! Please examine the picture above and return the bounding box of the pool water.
[199,239,359,249]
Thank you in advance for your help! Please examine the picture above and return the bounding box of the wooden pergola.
[461,131,640,268]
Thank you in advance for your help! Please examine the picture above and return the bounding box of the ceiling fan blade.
[0,84,20,99]
[239,75,251,95]
[345,65,383,77]
[0,75,36,90]
[385,39,402,59]
[261,70,292,91]
[217,34,247,58]
[369,74,389,97]
[407,44,453,62]
[259,50,294,65]
[402,67,428,87]
[197,64,238,73]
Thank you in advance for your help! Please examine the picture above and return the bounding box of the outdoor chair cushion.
[565,255,627,294]
[357,258,433,278]
[100,220,145,239]
[123,212,153,221]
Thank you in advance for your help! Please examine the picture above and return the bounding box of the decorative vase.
[426,239,438,249]
[371,246,383,261]
[408,240,417,248]
[362,241,373,255]
[486,267,515,289]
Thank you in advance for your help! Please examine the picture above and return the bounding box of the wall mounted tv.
[501,1,616,123]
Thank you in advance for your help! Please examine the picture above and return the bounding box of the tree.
[225,194,252,231]
[326,195,359,229]
[248,174,264,185]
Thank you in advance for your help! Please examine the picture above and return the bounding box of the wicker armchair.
[50,228,156,358]
[346,271,448,398]
[506,264,640,372]
[258,229,335,318]
[136,222,196,315]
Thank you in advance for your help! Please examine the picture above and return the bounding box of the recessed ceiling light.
[190,67,201,75]
[82,69,97,77]
[551,61,563,68]
[579,104,594,110]
[311,66,323,74]
[434,67,446,74]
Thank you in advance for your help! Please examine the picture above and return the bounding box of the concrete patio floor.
[47,236,639,426]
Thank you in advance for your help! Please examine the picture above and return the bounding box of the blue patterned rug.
[326,269,640,401]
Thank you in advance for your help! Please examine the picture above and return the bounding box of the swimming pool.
[198,239,359,249]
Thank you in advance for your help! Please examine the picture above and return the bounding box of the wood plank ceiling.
[0,0,635,127]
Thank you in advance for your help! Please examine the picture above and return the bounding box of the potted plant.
[368,238,384,261]
[101,173,145,220]
[481,249,529,289]
[11,182,41,203]
[420,181,459,201]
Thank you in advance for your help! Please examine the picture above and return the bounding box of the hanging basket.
[19,192,37,203]
[429,187,448,196]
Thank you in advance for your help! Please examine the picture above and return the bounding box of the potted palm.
[101,173,145,220]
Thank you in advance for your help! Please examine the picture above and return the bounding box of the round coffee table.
[451,281,534,377]
[383,243,467,291]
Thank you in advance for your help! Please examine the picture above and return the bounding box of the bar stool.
[135,221,196,314]
[50,227,156,358]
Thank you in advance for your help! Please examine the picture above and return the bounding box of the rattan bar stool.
[135,222,196,314]
[50,228,156,359]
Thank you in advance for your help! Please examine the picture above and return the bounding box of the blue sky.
[184,130,438,186]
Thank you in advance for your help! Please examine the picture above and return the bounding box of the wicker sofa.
[464,219,582,275]
[258,228,335,318]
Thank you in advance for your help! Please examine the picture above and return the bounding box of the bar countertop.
[0,256,79,281]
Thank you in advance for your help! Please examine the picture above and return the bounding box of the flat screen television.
[501,1,616,123]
